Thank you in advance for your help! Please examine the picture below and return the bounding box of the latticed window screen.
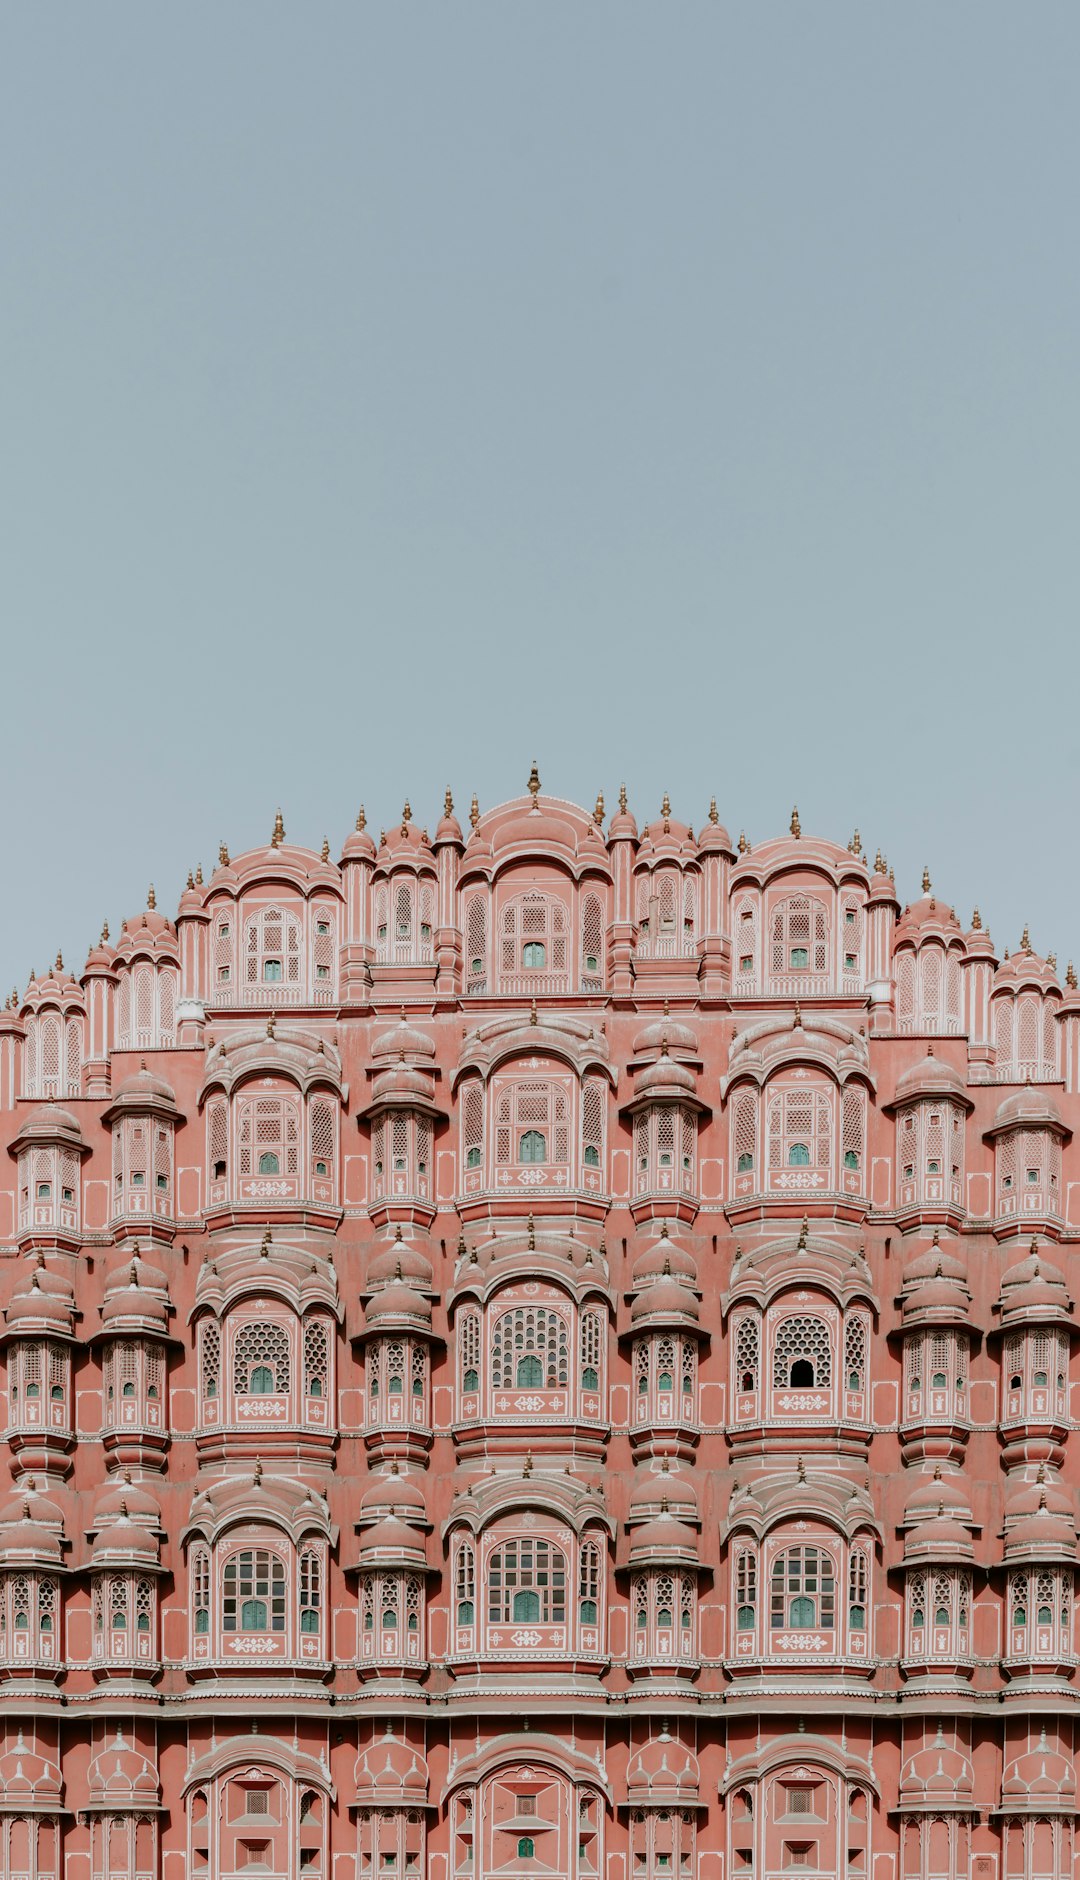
[458,1310,481,1393]
[772,1315,832,1389]
[841,1087,865,1171]
[236,1095,300,1177]
[46,1343,67,1404]
[736,1551,757,1629]
[493,1081,570,1167]
[222,1550,287,1632]
[309,1099,335,1178]
[581,1079,605,1172]
[64,1016,82,1092]
[491,1307,569,1390]
[734,900,758,978]
[735,1314,760,1390]
[233,1322,290,1395]
[191,1548,210,1632]
[462,1082,484,1172]
[770,897,828,974]
[581,894,604,979]
[208,1101,228,1179]
[454,1543,475,1624]
[907,1570,926,1630]
[299,1547,322,1631]
[311,904,336,986]
[487,1537,567,1624]
[896,953,916,1028]
[770,1547,835,1630]
[578,1541,602,1621]
[767,1087,832,1173]
[732,1090,758,1174]
[844,1315,868,1391]
[580,1309,604,1391]
[994,998,1014,1063]
[464,894,488,976]
[200,1320,221,1398]
[997,1132,1017,1199]
[848,1549,868,1627]
[303,1319,329,1398]
[499,893,569,974]
[244,905,302,987]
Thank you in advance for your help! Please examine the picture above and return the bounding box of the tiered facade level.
[2,780,1080,1880]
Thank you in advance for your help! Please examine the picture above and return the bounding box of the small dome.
[894,895,964,943]
[903,1466,973,1526]
[366,1233,434,1293]
[0,1514,63,1564]
[890,1052,968,1107]
[1002,1733,1076,1801]
[900,1732,973,1803]
[354,1733,429,1805]
[355,1515,428,1567]
[1004,1468,1074,1524]
[91,1475,162,1528]
[627,1736,701,1802]
[360,1466,428,1525]
[364,1282,432,1331]
[1003,1493,1078,1561]
[103,1068,181,1122]
[629,1465,699,1525]
[902,1508,975,1563]
[999,1241,1072,1324]
[369,1063,437,1108]
[371,1017,437,1062]
[902,1233,967,1287]
[12,1104,84,1146]
[632,1014,700,1059]
[631,1228,698,1289]
[88,1730,161,1807]
[994,946,1060,991]
[4,1264,75,1336]
[101,1252,171,1331]
[987,1089,1069,1138]
[0,1732,63,1805]
[90,1514,160,1567]
[633,1055,698,1101]
[341,812,377,863]
[630,1272,700,1325]
[628,1512,700,1565]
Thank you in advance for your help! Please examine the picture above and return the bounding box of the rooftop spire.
[444,787,454,816]
[594,791,604,825]
[738,829,749,853]
[270,809,285,848]
[850,828,862,855]
[971,906,981,930]
[922,865,931,893]
[219,840,230,866]
[469,793,480,829]
[790,805,801,838]
[146,883,156,910]
[356,805,366,831]
[320,837,329,862]
[1021,924,1031,952]
[618,782,627,813]
[527,761,540,800]
[708,797,718,825]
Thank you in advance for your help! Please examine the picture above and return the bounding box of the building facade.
[0,778,1078,1880]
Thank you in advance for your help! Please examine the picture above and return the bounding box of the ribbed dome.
[629,1465,699,1524]
[988,1088,1068,1136]
[628,1512,700,1565]
[631,1229,697,1289]
[630,1272,700,1325]
[360,1466,428,1524]
[632,1015,700,1059]
[371,1017,437,1062]
[999,1241,1072,1323]
[366,1234,434,1292]
[364,1282,432,1331]
[633,1054,698,1100]
[891,1052,968,1106]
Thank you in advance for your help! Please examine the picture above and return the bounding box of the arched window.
[770,1547,835,1631]
[770,895,828,980]
[244,905,302,991]
[487,1537,567,1624]
[222,1551,286,1633]
[732,1088,758,1180]
[499,891,570,988]
[233,1322,291,1397]
[772,1316,832,1390]
[519,1128,546,1162]
[766,1086,833,1184]
[455,1541,476,1627]
[736,1549,757,1631]
[461,1081,484,1175]
[493,1078,571,1173]
[491,1306,569,1392]
[581,892,605,987]
[458,1309,481,1397]
[236,1093,301,1184]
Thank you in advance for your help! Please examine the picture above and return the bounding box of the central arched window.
[767,1086,833,1181]
[770,895,828,978]
[244,906,303,991]
[493,1078,571,1174]
[499,891,570,987]
[519,1128,546,1162]
[770,1547,835,1630]
[491,1306,570,1392]
[772,1315,832,1390]
[236,1094,300,1182]
[487,1537,567,1625]
[223,1551,286,1632]
[234,1322,291,1396]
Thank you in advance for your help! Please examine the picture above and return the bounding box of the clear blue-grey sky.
[2,5,1077,989]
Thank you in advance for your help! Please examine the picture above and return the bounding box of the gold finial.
[921,865,931,894]
[850,829,862,856]
[101,920,110,944]
[194,862,203,886]
[737,829,748,853]
[797,1457,807,1483]
[527,762,541,800]
[873,848,883,873]
[253,1460,263,1486]
[321,837,330,862]
[1021,924,1031,952]
[523,1452,533,1479]
[708,797,718,825]
[356,805,367,832]
[266,1013,276,1038]
[797,1215,809,1250]
[1068,961,1077,990]
[527,1214,535,1251]
[444,787,454,816]
[661,792,671,820]
[270,809,285,848]
[530,1000,538,1026]
[888,864,895,883]
[1048,952,1057,971]
[971,906,981,930]
[55,950,63,972]
[401,799,412,832]
[219,840,230,866]
[686,825,693,844]
[186,869,194,891]
[594,791,604,826]
[469,793,480,829]
[790,805,801,838]
[260,1228,270,1257]
[618,782,628,814]
[793,1000,802,1028]
[146,883,156,911]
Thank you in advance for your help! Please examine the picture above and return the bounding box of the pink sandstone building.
[0,776,1078,1880]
